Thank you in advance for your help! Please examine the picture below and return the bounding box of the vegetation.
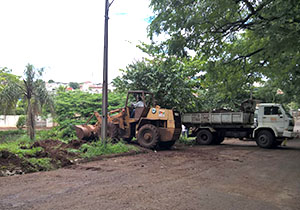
[113,0,300,110]
[0,64,54,140]
[16,115,26,130]
[0,0,299,175]
[0,130,139,175]
[0,68,21,114]
[69,82,80,90]
[53,90,126,139]
[79,141,137,159]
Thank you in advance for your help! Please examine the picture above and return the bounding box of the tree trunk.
[27,99,35,140]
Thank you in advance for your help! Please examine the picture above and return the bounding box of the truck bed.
[182,112,254,125]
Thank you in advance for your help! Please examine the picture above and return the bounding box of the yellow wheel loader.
[74,90,182,149]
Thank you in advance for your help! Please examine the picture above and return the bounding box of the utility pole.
[101,0,114,143]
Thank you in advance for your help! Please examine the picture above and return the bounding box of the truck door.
[262,106,285,133]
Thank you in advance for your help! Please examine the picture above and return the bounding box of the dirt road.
[1,139,300,210]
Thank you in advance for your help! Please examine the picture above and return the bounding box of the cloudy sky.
[0,0,152,83]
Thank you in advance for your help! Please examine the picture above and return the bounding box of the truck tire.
[137,124,159,149]
[196,130,214,145]
[256,130,275,148]
[214,136,225,145]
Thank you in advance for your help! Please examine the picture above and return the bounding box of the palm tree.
[22,64,54,140]
[0,64,53,140]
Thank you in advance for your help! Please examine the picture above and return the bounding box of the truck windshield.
[282,106,292,118]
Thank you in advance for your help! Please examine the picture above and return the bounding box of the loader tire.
[158,140,176,150]
[123,137,133,143]
[196,130,213,145]
[137,124,159,149]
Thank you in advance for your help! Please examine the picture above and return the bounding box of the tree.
[22,64,54,140]
[148,0,300,105]
[69,82,80,90]
[48,79,55,83]
[0,64,53,140]
[112,43,203,112]
[0,68,21,114]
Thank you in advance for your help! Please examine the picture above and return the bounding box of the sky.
[0,0,152,83]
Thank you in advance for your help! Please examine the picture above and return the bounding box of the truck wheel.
[214,136,224,145]
[158,140,176,150]
[196,130,213,145]
[273,140,282,148]
[256,130,275,148]
[137,124,159,149]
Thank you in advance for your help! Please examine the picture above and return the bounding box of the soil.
[0,139,87,176]
[0,138,300,210]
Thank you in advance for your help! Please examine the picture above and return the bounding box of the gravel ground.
[0,137,300,210]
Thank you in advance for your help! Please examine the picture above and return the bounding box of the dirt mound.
[0,150,28,176]
[31,139,86,167]
[1,139,87,176]
[32,139,65,148]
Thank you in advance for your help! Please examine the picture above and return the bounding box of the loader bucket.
[74,124,96,140]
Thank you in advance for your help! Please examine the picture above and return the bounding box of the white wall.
[0,115,20,127]
[0,115,54,128]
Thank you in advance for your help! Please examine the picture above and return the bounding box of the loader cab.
[125,90,155,119]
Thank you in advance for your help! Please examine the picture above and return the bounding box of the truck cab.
[253,103,295,147]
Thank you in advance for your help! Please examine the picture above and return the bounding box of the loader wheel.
[196,130,213,145]
[107,123,119,143]
[137,124,159,149]
[158,140,176,150]
[256,130,274,148]
[123,137,133,143]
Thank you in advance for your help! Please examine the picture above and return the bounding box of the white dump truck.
[182,101,295,148]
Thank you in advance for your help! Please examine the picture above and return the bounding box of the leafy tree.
[69,82,80,90]
[0,68,21,114]
[48,79,55,83]
[148,0,300,105]
[112,43,204,112]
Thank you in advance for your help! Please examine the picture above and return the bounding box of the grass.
[80,140,138,159]
[27,158,54,172]
[0,130,140,175]
[0,130,26,143]
[0,135,43,158]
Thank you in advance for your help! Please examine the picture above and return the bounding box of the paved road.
[0,139,300,210]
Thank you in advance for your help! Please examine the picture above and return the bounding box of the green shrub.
[16,115,26,130]
[27,158,53,171]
